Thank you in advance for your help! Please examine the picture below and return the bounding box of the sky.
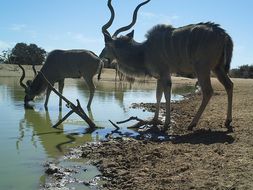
[0,0,253,69]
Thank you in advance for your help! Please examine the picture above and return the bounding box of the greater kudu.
[101,0,234,131]
[19,49,103,110]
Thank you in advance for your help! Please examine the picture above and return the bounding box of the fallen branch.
[116,116,144,124]
[107,120,126,139]
[39,71,96,128]
[108,118,169,141]
[109,120,120,130]
[116,116,163,129]
[52,110,74,128]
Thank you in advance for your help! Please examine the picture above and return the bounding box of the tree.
[230,68,240,78]
[0,49,13,64]
[1,42,47,65]
[230,64,253,78]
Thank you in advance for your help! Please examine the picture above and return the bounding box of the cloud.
[139,11,179,25]
[44,32,104,54]
[8,24,37,38]
[140,12,157,19]
[9,24,26,31]
[67,32,101,44]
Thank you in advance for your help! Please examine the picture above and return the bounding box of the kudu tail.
[97,60,104,80]
[223,35,233,73]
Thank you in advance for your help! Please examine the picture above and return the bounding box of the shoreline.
[42,78,253,189]
[0,63,196,85]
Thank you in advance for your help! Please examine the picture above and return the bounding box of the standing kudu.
[100,0,234,131]
[19,49,103,110]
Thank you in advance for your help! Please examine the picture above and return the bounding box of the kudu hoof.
[161,123,170,132]
[225,119,232,127]
[187,124,196,131]
[225,119,233,133]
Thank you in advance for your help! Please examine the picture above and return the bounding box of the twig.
[116,116,149,128]
[106,120,122,139]
[39,71,96,128]
[109,120,120,129]
[116,116,163,129]
[127,120,150,129]
[116,116,144,124]
[52,110,74,128]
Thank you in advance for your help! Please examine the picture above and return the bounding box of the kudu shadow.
[111,125,234,145]
[171,129,234,145]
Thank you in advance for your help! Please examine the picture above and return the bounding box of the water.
[0,76,194,189]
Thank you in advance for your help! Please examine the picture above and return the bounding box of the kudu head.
[18,64,39,105]
[100,0,150,65]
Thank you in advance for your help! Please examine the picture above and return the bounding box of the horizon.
[1,0,253,69]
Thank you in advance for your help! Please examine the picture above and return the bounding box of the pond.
[0,76,194,189]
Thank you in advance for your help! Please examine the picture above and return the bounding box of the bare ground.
[67,78,253,190]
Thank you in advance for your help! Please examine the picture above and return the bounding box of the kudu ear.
[126,30,134,39]
[104,32,113,44]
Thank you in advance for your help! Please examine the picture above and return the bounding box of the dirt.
[43,78,253,190]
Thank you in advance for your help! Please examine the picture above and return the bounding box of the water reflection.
[13,79,150,159]
[0,76,27,102]
[0,76,196,190]
[18,108,96,158]
[77,80,138,112]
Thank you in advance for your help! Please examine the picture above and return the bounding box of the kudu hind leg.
[214,68,233,130]
[162,77,172,129]
[188,74,213,130]
[84,77,95,110]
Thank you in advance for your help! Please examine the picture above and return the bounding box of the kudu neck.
[116,41,150,76]
[30,72,48,95]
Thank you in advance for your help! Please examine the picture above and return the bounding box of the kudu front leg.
[58,80,64,111]
[188,76,213,130]
[153,79,163,122]
[161,77,172,130]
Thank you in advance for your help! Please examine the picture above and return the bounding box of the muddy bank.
[43,78,253,190]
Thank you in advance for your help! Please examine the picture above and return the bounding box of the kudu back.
[101,0,233,131]
[19,49,103,110]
